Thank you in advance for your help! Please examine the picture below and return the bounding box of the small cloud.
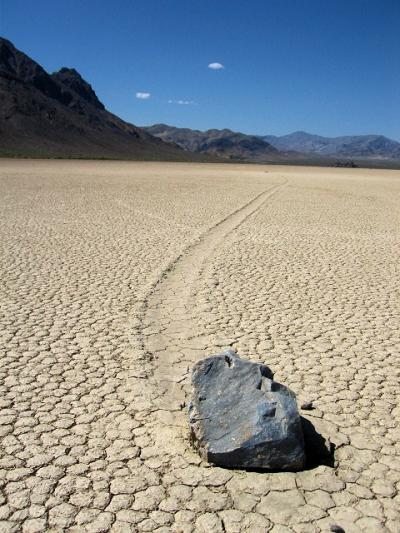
[168,99,196,105]
[136,92,151,99]
[208,62,224,70]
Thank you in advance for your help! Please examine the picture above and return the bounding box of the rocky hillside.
[144,124,280,162]
[0,37,200,160]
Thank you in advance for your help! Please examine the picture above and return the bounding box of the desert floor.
[0,160,399,533]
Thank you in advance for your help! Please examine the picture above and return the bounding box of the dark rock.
[188,350,305,470]
[301,401,314,410]
[330,525,345,533]
[333,160,359,168]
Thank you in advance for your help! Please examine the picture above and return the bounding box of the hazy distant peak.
[291,130,311,136]
[261,130,400,159]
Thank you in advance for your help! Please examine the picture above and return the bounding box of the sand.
[0,159,399,532]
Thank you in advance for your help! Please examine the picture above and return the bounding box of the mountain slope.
[143,124,280,162]
[0,37,200,160]
[261,131,400,159]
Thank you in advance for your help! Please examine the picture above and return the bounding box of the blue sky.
[1,0,399,140]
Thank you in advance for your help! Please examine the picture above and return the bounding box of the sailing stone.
[188,351,305,470]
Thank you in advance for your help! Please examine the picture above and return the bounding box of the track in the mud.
[140,180,287,455]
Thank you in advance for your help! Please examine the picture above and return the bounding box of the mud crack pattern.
[1,160,399,532]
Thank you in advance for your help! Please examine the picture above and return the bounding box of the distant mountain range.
[261,131,400,159]
[0,37,201,160]
[1,37,399,166]
[143,124,282,162]
[144,124,400,164]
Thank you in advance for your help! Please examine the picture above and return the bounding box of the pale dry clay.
[0,160,399,532]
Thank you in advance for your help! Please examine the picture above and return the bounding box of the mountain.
[143,124,280,162]
[261,131,400,160]
[0,37,201,160]
[2,38,398,166]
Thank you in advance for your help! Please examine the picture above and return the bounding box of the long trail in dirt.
[138,180,287,459]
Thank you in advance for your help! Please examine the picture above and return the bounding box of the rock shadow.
[238,417,335,473]
[301,416,335,469]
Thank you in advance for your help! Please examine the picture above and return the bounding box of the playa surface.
[0,159,399,532]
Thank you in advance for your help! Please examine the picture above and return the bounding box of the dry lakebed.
[0,159,399,532]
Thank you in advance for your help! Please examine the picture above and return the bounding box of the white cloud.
[168,99,196,105]
[136,92,151,99]
[208,62,224,70]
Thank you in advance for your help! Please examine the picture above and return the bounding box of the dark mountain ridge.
[0,37,201,160]
[51,67,105,110]
[143,124,282,162]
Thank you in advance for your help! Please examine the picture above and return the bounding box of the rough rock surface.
[189,351,305,470]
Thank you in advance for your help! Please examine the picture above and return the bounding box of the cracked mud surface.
[1,160,399,532]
